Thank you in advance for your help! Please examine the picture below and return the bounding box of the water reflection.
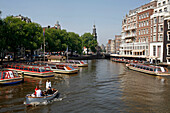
[120,69,170,113]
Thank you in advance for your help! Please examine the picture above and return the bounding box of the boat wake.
[24,97,63,106]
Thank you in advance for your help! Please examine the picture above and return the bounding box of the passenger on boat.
[36,88,42,97]
[34,86,39,95]
[47,87,53,94]
[46,79,51,90]
[41,91,48,96]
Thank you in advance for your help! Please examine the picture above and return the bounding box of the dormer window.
[163,1,166,5]
[159,9,162,12]
[158,3,161,7]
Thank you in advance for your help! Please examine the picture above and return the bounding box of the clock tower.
[92,24,97,40]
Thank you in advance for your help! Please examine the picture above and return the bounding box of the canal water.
[0,59,170,113]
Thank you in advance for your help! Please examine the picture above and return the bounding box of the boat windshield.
[154,68,161,72]
[39,67,45,72]
[75,62,80,64]
[45,68,51,71]
[2,72,6,79]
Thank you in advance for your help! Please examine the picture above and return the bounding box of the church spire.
[92,24,97,40]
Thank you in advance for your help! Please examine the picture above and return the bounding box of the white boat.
[126,63,170,76]
[66,60,88,67]
[25,90,59,106]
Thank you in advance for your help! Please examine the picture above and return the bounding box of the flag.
[66,46,68,52]
[43,28,45,36]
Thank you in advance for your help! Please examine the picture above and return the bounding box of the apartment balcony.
[125,34,137,39]
[124,26,137,31]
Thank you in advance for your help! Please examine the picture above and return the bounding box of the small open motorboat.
[0,70,24,85]
[25,90,60,106]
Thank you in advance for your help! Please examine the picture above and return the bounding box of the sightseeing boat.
[126,63,170,76]
[25,90,60,106]
[3,64,54,78]
[66,60,88,67]
[46,63,79,74]
[111,58,130,63]
[0,70,24,85]
[29,62,79,74]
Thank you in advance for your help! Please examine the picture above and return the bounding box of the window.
[164,7,167,12]
[153,46,156,56]
[153,35,156,41]
[134,23,136,27]
[146,28,149,34]
[163,1,166,5]
[154,17,157,23]
[158,46,161,57]
[139,30,141,35]
[158,3,161,7]
[168,21,170,29]
[159,9,162,12]
[158,34,163,41]
[154,26,156,32]
[159,16,164,23]
[144,21,146,26]
[147,12,149,17]
[160,25,163,32]
[167,32,170,40]
[151,36,153,42]
[143,29,145,34]
[146,36,148,42]
[167,45,170,55]
[146,20,149,26]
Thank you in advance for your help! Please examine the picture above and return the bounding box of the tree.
[81,33,97,54]
[23,22,43,57]
[67,32,80,56]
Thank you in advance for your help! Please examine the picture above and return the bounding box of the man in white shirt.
[46,79,51,90]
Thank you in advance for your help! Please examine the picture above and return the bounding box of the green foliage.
[81,33,98,54]
[0,15,43,61]
[0,11,98,60]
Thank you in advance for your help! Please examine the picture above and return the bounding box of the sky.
[0,0,151,45]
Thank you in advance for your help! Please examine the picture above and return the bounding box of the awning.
[132,50,144,52]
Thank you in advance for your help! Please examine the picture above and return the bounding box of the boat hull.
[0,77,24,85]
[25,91,59,105]
[76,64,88,67]
[4,68,54,78]
[52,69,78,74]
[126,65,170,76]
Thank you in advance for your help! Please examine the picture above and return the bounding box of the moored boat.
[66,60,88,67]
[126,63,170,76]
[48,63,79,74]
[0,70,24,85]
[33,62,79,74]
[3,64,54,78]
[25,90,60,106]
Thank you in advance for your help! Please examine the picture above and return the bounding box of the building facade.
[13,14,31,23]
[120,0,157,60]
[106,39,115,54]
[163,7,170,64]
[150,0,170,63]
[115,35,121,54]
